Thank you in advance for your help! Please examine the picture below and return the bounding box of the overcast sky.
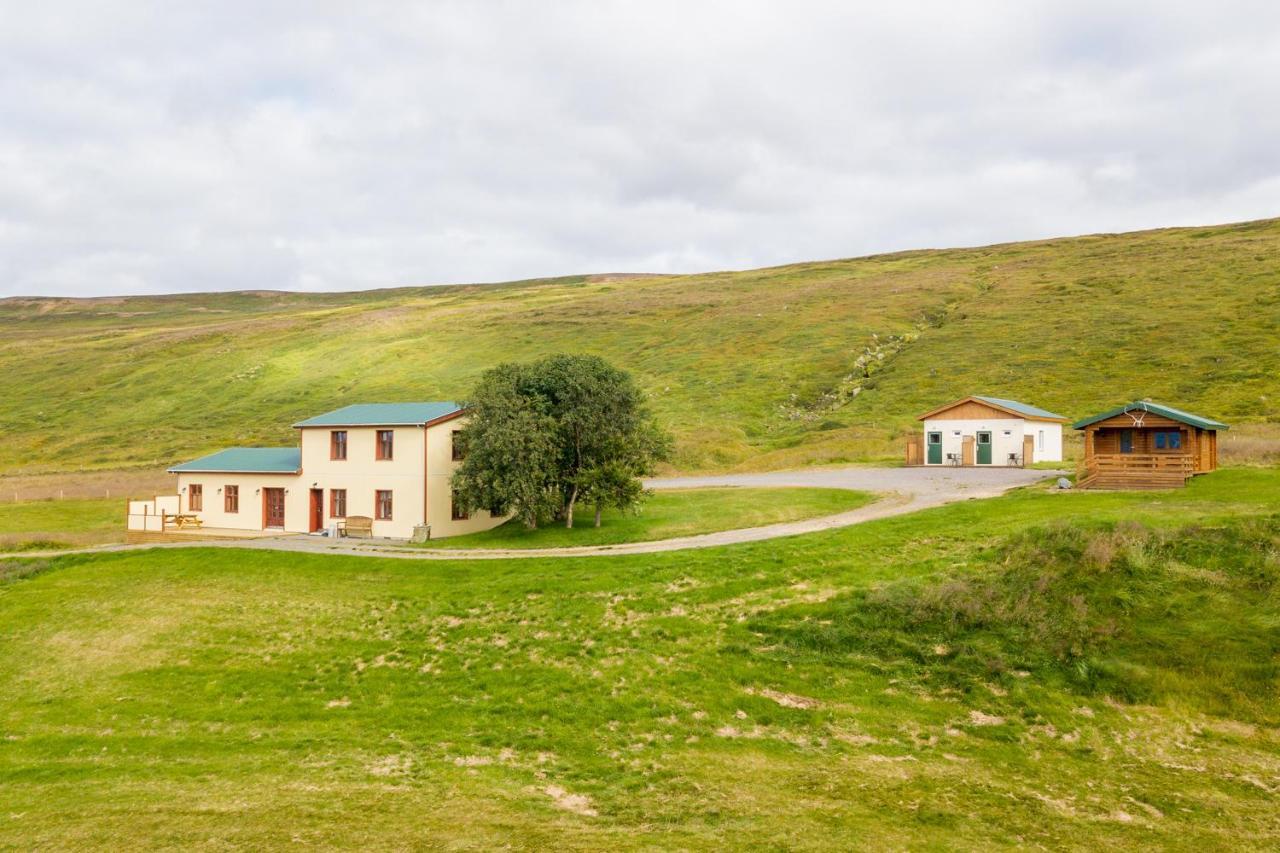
[2,2,1279,297]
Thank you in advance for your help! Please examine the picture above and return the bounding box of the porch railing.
[1081,453,1194,480]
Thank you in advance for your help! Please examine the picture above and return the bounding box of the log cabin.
[1073,401,1227,489]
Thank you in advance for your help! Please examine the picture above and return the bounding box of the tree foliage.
[452,355,671,528]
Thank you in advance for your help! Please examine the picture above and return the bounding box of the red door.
[264,488,286,528]
[309,488,323,532]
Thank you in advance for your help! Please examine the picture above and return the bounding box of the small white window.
[952,430,961,436]
[1002,430,1012,436]
[1038,430,1045,450]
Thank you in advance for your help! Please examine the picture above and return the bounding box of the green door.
[976,431,992,464]
[927,432,942,464]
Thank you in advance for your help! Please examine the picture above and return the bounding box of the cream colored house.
[913,396,1067,466]
[165,402,507,539]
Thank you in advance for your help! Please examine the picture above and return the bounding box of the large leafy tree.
[452,354,671,529]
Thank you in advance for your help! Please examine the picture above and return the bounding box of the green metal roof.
[973,396,1068,421]
[1072,401,1229,431]
[293,402,463,428]
[168,447,302,474]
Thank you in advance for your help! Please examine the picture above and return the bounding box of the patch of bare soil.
[746,687,822,710]
[544,784,597,817]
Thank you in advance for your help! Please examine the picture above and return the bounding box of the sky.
[2,2,1279,298]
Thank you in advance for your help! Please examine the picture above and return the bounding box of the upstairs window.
[330,430,348,460]
[224,485,239,513]
[451,430,465,461]
[376,430,394,460]
[1154,430,1182,450]
[376,489,393,520]
[188,483,203,512]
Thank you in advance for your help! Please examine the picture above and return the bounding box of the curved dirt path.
[18,466,1058,561]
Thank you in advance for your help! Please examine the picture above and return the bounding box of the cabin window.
[375,490,393,520]
[451,430,465,461]
[1038,430,1045,451]
[451,489,469,521]
[188,484,202,512]
[1002,430,1012,436]
[330,488,347,518]
[1154,431,1182,450]
[224,485,239,513]
[927,433,941,445]
[376,430,394,460]
[952,430,961,436]
[330,430,348,460]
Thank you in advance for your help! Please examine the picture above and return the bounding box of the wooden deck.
[1077,453,1194,490]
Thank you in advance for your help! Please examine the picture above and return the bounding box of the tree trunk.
[565,484,578,528]
[594,505,602,527]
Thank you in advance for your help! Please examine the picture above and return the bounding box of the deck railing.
[1081,453,1194,480]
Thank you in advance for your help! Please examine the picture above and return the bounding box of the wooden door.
[264,488,286,528]
[309,489,323,532]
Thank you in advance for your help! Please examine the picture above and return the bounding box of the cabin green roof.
[972,396,1068,421]
[168,447,302,474]
[293,402,463,428]
[1072,401,1229,431]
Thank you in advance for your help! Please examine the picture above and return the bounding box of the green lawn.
[1,468,1277,849]
[430,487,875,549]
[0,497,122,552]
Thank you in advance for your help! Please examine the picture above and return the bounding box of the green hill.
[2,218,1278,476]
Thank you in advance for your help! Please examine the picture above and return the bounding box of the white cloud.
[1,1,1278,296]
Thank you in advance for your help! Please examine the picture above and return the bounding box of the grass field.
[2,217,1278,476]
[428,487,875,549]
[0,498,123,552]
[2,468,1277,849]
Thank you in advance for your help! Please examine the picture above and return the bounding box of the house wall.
[424,419,509,538]
[1084,423,1217,473]
[921,418,1063,464]
[299,425,427,538]
[175,472,306,531]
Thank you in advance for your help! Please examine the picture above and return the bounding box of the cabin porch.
[1077,419,1218,489]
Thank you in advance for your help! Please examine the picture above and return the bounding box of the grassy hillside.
[2,470,1278,848]
[2,218,1278,476]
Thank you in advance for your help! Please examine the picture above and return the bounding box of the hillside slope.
[1,218,1278,475]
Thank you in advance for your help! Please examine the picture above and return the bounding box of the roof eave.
[917,395,1067,422]
[168,467,301,474]
[293,407,467,430]
[293,421,432,429]
[1072,402,1228,431]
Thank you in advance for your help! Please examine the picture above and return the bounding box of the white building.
[916,396,1066,466]
[164,402,507,539]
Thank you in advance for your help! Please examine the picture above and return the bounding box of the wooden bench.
[166,514,203,530]
[340,516,373,539]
